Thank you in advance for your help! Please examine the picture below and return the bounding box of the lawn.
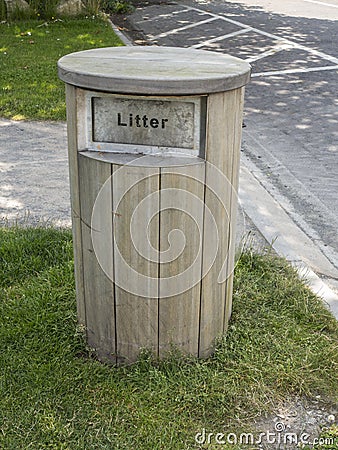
[0,227,337,449]
[0,16,123,121]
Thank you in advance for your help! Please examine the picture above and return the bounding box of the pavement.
[1,0,338,317]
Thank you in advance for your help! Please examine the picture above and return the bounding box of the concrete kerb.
[110,20,134,47]
[239,160,338,318]
[108,16,338,319]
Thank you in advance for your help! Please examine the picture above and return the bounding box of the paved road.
[0,120,70,227]
[221,0,338,20]
[119,0,338,294]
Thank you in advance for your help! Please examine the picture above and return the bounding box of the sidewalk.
[0,119,70,227]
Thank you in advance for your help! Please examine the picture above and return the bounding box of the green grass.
[0,227,337,449]
[0,17,123,121]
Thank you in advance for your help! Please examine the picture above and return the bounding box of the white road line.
[183,4,338,65]
[134,6,193,25]
[301,0,338,8]
[191,28,252,48]
[149,16,219,40]
[252,65,338,77]
[245,43,294,62]
[288,42,338,65]
[183,4,255,30]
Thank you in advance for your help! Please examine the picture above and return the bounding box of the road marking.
[191,28,253,48]
[183,5,338,65]
[149,16,219,40]
[134,7,195,25]
[252,64,338,77]
[245,43,294,62]
[142,3,338,76]
[301,0,338,8]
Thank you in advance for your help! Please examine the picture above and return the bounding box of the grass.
[0,226,337,449]
[0,16,123,121]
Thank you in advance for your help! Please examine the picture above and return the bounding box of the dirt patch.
[253,396,337,449]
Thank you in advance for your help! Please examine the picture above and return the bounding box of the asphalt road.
[121,0,338,276]
[221,0,338,21]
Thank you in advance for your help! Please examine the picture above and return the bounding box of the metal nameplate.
[84,92,206,157]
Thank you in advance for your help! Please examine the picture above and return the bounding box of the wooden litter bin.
[58,47,250,365]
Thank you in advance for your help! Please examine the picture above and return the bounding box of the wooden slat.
[158,163,205,358]
[224,87,246,329]
[113,164,160,365]
[75,88,87,151]
[78,153,116,363]
[199,89,243,356]
[65,84,86,326]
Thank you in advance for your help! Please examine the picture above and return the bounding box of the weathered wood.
[199,89,244,356]
[158,163,205,357]
[60,47,250,365]
[74,151,204,168]
[65,84,86,326]
[78,153,116,363]
[75,88,87,152]
[112,164,160,364]
[58,47,251,96]
[224,87,246,329]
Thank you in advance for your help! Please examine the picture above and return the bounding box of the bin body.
[58,47,250,365]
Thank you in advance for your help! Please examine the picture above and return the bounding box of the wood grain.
[65,84,86,326]
[112,164,160,364]
[78,153,116,363]
[158,163,205,357]
[199,89,244,356]
[224,87,245,330]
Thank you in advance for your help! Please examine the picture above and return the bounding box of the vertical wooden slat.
[224,87,246,329]
[78,153,116,363]
[158,163,205,357]
[113,164,160,365]
[199,89,243,356]
[65,84,86,326]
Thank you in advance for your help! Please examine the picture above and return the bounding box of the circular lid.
[58,46,251,95]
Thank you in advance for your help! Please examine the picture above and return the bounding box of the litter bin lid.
[58,46,250,95]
